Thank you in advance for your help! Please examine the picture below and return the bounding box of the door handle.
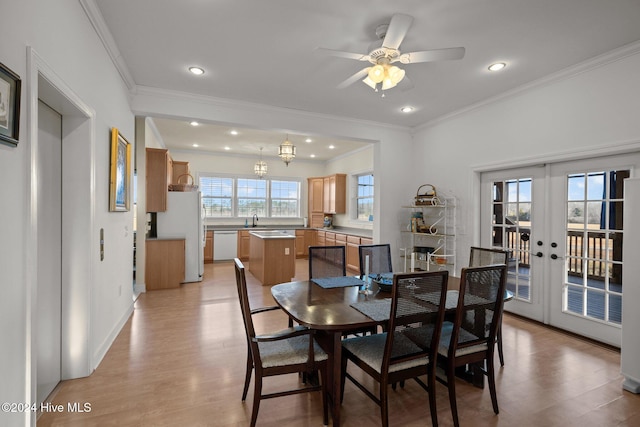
[535,252,543,258]
[550,253,563,260]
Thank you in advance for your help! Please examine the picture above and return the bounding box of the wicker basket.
[169,174,198,192]
[414,184,437,205]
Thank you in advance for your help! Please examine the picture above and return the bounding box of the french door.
[481,153,640,346]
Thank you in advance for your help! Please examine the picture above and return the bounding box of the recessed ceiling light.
[488,62,506,71]
[224,146,231,150]
[400,106,414,113]
[192,143,199,147]
[329,145,335,149]
[188,66,205,75]
[305,138,312,143]
[310,154,316,158]
[230,130,239,136]
[190,121,199,126]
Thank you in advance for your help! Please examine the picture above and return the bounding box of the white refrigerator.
[156,191,204,283]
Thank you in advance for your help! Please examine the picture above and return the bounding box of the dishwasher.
[213,230,238,261]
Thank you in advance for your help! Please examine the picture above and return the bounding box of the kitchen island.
[248,230,296,286]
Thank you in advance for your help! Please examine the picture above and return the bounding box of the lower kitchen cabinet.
[146,239,185,290]
[204,230,213,264]
[238,230,251,261]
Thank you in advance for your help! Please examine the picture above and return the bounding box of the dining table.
[270,275,511,426]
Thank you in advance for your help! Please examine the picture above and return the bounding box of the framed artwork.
[109,127,131,212]
[0,61,21,147]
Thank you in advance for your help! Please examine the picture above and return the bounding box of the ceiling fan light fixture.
[278,135,296,166]
[388,66,405,84]
[362,76,377,89]
[368,64,385,83]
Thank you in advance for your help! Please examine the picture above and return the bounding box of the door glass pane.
[493,178,533,302]
[563,169,628,325]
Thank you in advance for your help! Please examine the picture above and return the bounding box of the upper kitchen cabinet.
[146,148,173,212]
[323,174,346,214]
[171,161,190,185]
[308,174,346,227]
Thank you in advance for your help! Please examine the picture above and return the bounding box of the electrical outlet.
[118,285,122,297]
[285,247,290,255]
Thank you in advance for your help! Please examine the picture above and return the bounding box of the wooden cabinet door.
[308,178,324,212]
[325,231,336,247]
[204,231,213,264]
[146,148,170,212]
[323,177,332,213]
[172,161,190,185]
[346,235,361,273]
[238,230,251,261]
[295,230,306,258]
[146,239,185,290]
[316,230,326,247]
[332,174,346,214]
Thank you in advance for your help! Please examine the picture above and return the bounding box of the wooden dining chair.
[469,246,509,366]
[233,258,329,427]
[358,243,393,277]
[308,245,347,278]
[435,264,507,427]
[340,270,449,427]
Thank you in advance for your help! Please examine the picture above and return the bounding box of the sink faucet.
[252,213,259,227]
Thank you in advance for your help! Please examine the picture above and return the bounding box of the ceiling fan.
[317,13,465,92]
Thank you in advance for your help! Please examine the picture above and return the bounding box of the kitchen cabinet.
[323,174,346,214]
[325,231,336,246]
[146,239,185,290]
[307,174,346,227]
[238,230,251,261]
[204,230,213,264]
[249,232,296,286]
[146,148,173,212]
[308,177,325,228]
[171,160,190,185]
[295,229,313,258]
[346,235,362,274]
[316,230,326,247]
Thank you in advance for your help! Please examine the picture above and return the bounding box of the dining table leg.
[316,330,343,426]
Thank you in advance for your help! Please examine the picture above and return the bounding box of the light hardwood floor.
[38,260,640,426]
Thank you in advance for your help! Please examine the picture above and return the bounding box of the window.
[271,180,300,217]
[237,178,267,217]
[200,176,233,217]
[356,173,374,220]
[199,174,300,218]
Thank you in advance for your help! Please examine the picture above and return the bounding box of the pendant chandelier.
[254,147,268,178]
[278,134,296,166]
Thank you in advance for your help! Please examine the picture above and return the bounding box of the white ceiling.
[92,0,640,159]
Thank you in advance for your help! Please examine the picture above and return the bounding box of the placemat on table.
[350,298,432,322]
[312,276,366,289]
[416,290,491,309]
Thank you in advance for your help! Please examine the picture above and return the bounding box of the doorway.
[480,153,640,346]
[36,100,62,404]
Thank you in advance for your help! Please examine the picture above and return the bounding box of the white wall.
[412,45,640,273]
[0,1,135,425]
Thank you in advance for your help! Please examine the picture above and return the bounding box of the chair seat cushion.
[258,336,328,368]
[404,322,487,357]
[342,332,428,374]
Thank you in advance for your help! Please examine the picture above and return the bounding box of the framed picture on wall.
[0,61,21,147]
[109,127,132,211]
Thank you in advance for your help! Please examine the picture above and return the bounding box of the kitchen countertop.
[249,230,296,239]
[206,224,372,238]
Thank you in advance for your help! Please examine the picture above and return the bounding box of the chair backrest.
[308,246,346,279]
[448,264,508,358]
[234,258,260,362]
[358,244,393,277]
[469,246,508,267]
[384,270,449,373]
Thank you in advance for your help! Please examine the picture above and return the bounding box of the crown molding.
[416,40,640,132]
[79,0,137,92]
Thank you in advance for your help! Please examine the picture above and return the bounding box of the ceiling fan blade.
[398,47,466,64]
[337,67,370,89]
[315,47,370,61]
[382,14,414,50]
